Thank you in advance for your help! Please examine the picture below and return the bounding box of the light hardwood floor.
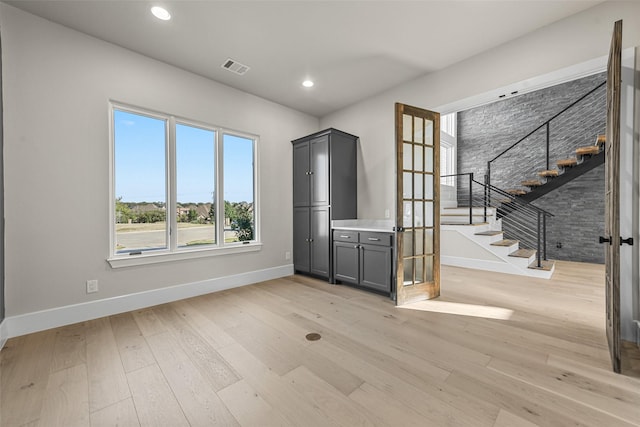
[1,261,639,426]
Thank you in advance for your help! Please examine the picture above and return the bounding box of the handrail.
[442,173,554,217]
[488,81,606,164]
[477,178,554,217]
[441,173,553,267]
[487,80,606,189]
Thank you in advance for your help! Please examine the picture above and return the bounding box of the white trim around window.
[107,101,261,268]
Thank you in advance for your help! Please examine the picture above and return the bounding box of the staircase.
[441,81,606,279]
[441,206,555,279]
[441,134,605,280]
[507,135,605,203]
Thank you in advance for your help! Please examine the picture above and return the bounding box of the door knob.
[599,236,611,245]
[621,237,634,246]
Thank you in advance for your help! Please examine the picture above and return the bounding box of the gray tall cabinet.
[292,129,357,279]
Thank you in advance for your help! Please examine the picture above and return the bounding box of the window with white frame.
[111,104,258,261]
[440,113,457,186]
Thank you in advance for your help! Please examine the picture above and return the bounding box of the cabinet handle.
[354,245,359,249]
[339,235,351,239]
[308,171,314,175]
[309,238,314,242]
[367,238,381,241]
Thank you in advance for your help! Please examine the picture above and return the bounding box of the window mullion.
[216,130,224,246]
[252,138,259,243]
[109,105,116,256]
[168,116,177,251]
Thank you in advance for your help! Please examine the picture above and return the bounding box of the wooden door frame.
[395,103,440,305]
[605,19,622,373]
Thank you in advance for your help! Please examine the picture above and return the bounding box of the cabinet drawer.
[333,230,358,242]
[359,231,393,247]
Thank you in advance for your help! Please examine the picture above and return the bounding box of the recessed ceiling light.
[151,6,171,21]
[302,80,314,88]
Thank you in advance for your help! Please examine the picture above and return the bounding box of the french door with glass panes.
[395,103,440,305]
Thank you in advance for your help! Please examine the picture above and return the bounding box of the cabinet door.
[310,136,329,206]
[309,206,330,277]
[360,244,392,293]
[293,141,310,207]
[333,241,359,284]
[293,207,310,273]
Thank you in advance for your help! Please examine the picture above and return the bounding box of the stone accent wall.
[536,166,605,263]
[457,72,606,264]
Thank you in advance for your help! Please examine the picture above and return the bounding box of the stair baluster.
[442,173,553,268]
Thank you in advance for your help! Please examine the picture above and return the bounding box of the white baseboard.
[0,318,7,351]
[442,255,521,276]
[3,264,294,340]
[441,255,553,279]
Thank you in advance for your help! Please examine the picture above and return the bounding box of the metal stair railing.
[441,173,554,267]
[486,80,606,193]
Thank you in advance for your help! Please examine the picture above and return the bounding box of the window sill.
[107,242,262,269]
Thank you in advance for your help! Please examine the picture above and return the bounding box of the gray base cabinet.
[333,230,394,295]
[333,242,359,283]
[292,129,357,279]
[360,244,393,293]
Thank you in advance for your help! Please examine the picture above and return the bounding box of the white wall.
[321,1,640,342]
[321,1,640,220]
[0,4,319,319]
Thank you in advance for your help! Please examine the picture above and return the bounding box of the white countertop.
[331,219,395,232]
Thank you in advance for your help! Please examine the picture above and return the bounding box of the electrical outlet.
[285,251,291,260]
[384,209,390,218]
[86,279,99,294]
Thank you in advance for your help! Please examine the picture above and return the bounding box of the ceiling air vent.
[221,58,250,76]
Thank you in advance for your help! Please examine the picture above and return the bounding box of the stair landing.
[528,260,555,271]
[441,222,555,279]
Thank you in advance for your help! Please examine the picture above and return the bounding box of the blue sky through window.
[177,124,215,204]
[114,110,166,203]
[114,110,254,204]
[224,134,254,204]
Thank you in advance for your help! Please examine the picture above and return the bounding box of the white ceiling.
[5,0,602,117]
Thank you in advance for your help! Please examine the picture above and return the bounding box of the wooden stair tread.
[528,260,555,271]
[441,213,487,216]
[537,169,559,177]
[441,222,489,226]
[521,180,543,187]
[475,230,503,236]
[506,189,526,196]
[557,158,578,168]
[497,198,514,204]
[509,248,536,258]
[596,134,606,146]
[491,239,518,247]
[443,206,490,209]
[576,145,600,156]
